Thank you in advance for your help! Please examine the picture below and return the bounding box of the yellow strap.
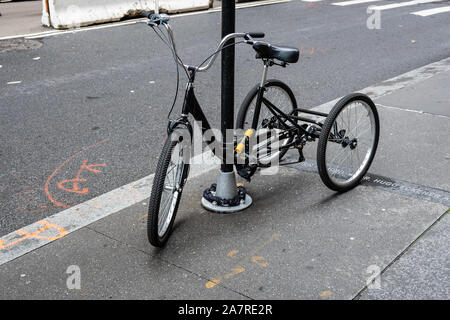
[235,143,245,154]
[244,129,254,137]
[235,129,254,154]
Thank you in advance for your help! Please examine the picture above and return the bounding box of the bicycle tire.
[148,134,190,247]
[317,93,379,192]
[236,79,298,163]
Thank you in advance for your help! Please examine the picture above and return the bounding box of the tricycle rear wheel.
[317,93,379,192]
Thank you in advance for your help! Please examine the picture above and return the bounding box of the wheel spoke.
[322,99,378,188]
[239,84,296,164]
[153,141,188,239]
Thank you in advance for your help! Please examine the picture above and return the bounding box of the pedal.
[237,164,258,182]
[297,145,305,163]
[237,167,252,182]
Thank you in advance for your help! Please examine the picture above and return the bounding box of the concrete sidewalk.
[0,0,47,39]
[0,68,449,299]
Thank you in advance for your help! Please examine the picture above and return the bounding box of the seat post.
[260,61,269,87]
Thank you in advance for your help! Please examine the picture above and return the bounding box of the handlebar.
[141,11,170,25]
[247,32,265,39]
[140,11,152,19]
[140,12,265,73]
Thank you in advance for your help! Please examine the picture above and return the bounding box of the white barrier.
[42,0,213,29]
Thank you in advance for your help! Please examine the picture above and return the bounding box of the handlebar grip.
[158,13,170,24]
[248,32,265,38]
[144,13,170,25]
[141,10,152,18]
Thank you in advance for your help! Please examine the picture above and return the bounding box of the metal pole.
[214,0,237,200]
[201,0,252,212]
[221,0,235,174]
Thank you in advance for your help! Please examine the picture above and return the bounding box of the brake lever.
[244,34,254,44]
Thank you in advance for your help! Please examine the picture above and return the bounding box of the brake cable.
[150,23,247,119]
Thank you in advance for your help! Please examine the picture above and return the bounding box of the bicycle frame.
[247,60,329,154]
[168,60,331,164]
[167,70,216,149]
[161,21,331,164]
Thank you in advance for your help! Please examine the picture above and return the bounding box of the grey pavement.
[1,0,450,235]
[1,68,449,299]
[0,0,449,300]
[0,0,47,38]
[359,212,449,300]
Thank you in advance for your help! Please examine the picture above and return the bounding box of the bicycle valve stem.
[235,129,254,154]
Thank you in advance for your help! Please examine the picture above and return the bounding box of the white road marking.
[7,81,21,85]
[302,0,322,3]
[0,150,219,266]
[371,0,446,11]
[411,5,450,16]
[233,0,293,8]
[1,57,450,266]
[332,0,383,6]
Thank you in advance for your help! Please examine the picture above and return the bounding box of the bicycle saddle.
[252,41,299,64]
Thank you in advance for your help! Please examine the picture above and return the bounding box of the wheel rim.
[241,86,294,164]
[158,143,184,238]
[324,100,376,187]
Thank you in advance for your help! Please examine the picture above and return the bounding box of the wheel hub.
[341,137,357,149]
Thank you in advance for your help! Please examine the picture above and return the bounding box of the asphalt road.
[1,0,449,236]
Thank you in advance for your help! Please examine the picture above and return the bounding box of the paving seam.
[376,103,450,119]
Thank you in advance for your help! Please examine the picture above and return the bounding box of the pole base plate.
[201,193,252,213]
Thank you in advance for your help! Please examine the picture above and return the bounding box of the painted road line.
[0,30,64,41]
[284,158,450,207]
[0,150,219,266]
[371,0,446,11]
[411,5,450,16]
[0,0,293,41]
[233,0,293,9]
[332,0,383,7]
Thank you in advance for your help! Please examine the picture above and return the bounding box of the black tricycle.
[140,13,380,247]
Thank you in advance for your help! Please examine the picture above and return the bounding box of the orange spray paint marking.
[10,173,74,213]
[205,233,280,288]
[227,250,239,258]
[205,267,246,289]
[0,221,68,251]
[251,256,269,267]
[56,159,106,194]
[45,139,109,208]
